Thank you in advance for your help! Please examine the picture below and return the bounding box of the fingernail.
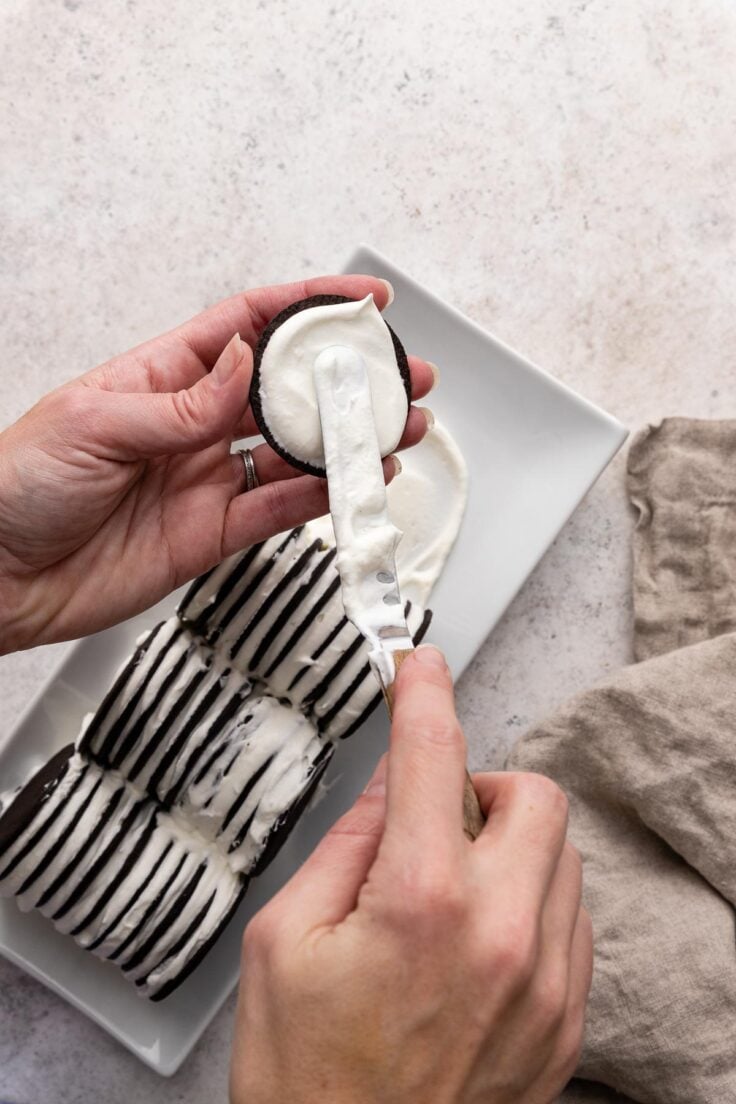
[419,406,435,430]
[212,333,243,387]
[414,643,447,669]
[427,362,441,391]
[390,454,402,477]
[364,779,386,797]
[363,755,387,795]
[378,278,394,307]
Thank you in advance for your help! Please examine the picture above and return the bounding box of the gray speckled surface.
[1,0,735,1097]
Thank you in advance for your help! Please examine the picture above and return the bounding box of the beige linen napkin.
[507,419,736,1104]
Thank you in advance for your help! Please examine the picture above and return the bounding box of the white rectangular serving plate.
[0,245,627,1074]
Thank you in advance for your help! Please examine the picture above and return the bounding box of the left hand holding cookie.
[0,275,435,653]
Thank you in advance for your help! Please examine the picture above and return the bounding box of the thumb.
[270,755,388,932]
[96,333,252,460]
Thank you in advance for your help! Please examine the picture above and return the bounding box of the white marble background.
[1,0,735,1099]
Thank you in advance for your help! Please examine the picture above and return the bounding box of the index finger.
[90,274,398,397]
[170,273,395,369]
[383,645,468,858]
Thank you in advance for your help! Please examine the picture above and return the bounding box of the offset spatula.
[314,344,484,841]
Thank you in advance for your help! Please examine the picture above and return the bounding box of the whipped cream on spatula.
[313,343,413,689]
[313,329,484,839]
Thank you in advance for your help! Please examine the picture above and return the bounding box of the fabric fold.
[506,418,736,1103]
[629,418,736,661]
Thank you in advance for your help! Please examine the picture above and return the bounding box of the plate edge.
[343,242,628,444]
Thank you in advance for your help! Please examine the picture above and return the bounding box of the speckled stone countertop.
[2,0,735,1099]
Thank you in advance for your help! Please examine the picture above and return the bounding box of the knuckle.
[514,772,569,824]
[242,908,277,959]
[392,869,467,929]
[418,716,464,749]
[532,970,569,1034]
[487,917,538,990]
[170,385,204,432]
[242,906,303,991]
[261,480,289,530]
[421,881,466,924]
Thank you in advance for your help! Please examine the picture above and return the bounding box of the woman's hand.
[230,646,593,1104]
[0,275,434,653]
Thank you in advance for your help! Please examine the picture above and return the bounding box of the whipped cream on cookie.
[255,295,408,471]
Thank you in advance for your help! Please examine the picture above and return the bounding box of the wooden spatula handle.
[461,773,486,841]
[383,648,485,842]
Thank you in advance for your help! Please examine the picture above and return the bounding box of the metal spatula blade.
[313,344,484,841]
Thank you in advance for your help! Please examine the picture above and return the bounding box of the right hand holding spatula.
[231,644,593,1104]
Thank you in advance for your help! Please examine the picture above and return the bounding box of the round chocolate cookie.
[147,878,249,1002]
[0,745,75,862]
[250,294,411,477]
[250,742,334,877]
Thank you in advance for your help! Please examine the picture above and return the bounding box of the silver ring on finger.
[238,448,260,493]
